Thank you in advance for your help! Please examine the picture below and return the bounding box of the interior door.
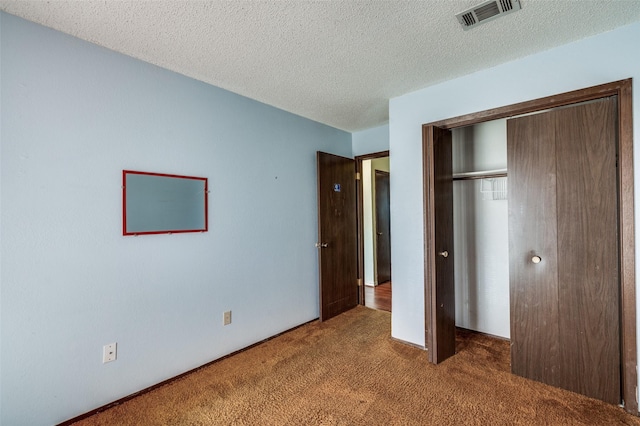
[508,97,620,404]
[375,170,392,284]
[423,125,455,364]
[316,152,358,321]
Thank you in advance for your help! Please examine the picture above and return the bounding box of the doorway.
[356,152,392,312]
[316,152,358,322]
[316,150,392,320]
[423,80,636,413]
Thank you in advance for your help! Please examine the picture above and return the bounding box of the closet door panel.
[424,125,455,364]
[555,98,620,404]
[507,113,561,386]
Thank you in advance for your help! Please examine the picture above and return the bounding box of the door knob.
[532,255,542,264]
[377,232,383,236]
[438,250,449,258]
[315,242,328,248]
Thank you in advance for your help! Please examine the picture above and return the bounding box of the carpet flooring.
[72,306,640,425]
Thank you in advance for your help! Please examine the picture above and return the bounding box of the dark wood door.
[423,125,455,364]
[317,152,358,321]
[508,110,562,388]
[375,170,392,284]
[508,97,620,404]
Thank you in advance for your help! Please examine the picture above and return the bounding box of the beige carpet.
[72,306,640,425]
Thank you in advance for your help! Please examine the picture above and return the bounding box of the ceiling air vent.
[456,0,522,30]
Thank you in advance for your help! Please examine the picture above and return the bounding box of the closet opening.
[452,119,509,340]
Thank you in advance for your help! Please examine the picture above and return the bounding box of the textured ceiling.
[1,1,640,132]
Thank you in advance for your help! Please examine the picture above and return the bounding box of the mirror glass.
[123,170,208,235]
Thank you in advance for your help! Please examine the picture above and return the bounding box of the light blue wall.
[389,22,640,352]
[352,124,389,157]
[0,13,351,425]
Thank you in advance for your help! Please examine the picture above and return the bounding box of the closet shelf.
[453,168,507,181]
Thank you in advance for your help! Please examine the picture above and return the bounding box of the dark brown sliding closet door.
[507,111,561,388]
[554,99,620,403]
[508,97,620,404]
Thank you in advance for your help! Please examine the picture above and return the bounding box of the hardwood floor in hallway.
[364,282,391,312]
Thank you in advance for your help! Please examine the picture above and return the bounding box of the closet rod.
[452,168,507,181]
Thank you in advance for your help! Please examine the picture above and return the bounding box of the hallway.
[364,282,391,312]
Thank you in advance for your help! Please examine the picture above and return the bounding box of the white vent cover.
[456,0,522,30]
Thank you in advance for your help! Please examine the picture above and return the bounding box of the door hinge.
[357,278,363,287]
[356,172,361,180]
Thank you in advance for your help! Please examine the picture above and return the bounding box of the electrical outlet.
[223,310,232,326]
[103,342,117,363]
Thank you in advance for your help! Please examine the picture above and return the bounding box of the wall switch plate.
[103,342,117,363]
[223,310,232,326]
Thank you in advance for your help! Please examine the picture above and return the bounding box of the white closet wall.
[452,119,510,338]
